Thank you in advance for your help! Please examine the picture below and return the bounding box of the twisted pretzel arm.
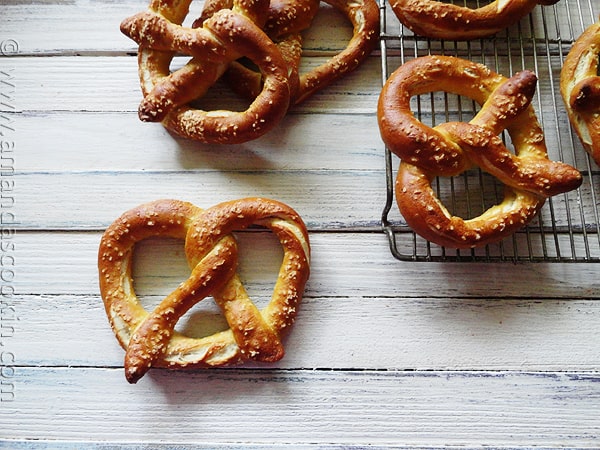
[222,0,379,105]
[378,55,582,249]
[389,0,559,40]
[452,70,582,197]
[293,0,379,104]
[120,1,292,143]
[98,198,310,383]
[378,56,506,176]
[162,12,292,143]
[560,17,600,165]
[186,198,310,360]
[98,199,205,348]
[98,200,239,382]
[218,0,318,100]
[122,11,232,122]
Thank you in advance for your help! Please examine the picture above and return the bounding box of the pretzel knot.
[389,0,559,40]
[98,198,310,383]
[120,0,292,144]
[378,56,582,249]
[561,16,600,166]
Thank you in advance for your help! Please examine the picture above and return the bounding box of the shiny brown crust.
[120,0,291,144]
[295,0,379,104]
[378,55,582,249]
[221,0,380,105]
[389,0,559,40]
[560,17,600,165]
[98,198,310,383]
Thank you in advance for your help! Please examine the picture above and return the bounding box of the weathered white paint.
[1,369,600,446]
[1,0,599,446]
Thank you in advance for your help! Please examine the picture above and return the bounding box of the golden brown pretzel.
[560,16,600,165]
[378,55,582,248]
[194,0,270,27]
[98,198,310,383]
[389,0,560,40]
[221,0,380,105]
[120,0,292,144]
[191,0,316,103]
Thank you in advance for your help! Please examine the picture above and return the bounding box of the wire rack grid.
[379,0,600,262]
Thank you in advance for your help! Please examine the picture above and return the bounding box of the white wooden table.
[2,0,600,446]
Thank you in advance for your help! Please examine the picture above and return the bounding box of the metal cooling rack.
[379,0,600,262]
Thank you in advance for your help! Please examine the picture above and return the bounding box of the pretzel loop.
[220,0,380,105]
[560,16,600,165]
[98,198,310,383]
[389,0,559,40]
[378,55,582,248]
[120,0,292,143]
[294,0,380,104]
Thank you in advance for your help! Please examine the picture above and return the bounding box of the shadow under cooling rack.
[379,0,600,262]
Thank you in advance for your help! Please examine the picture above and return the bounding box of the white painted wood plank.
[15,231,600,298]
[2,54,588,169]
[2,1,600,447]
[1,53,575,125]
[0,0,363,55]
[1,0,139,54]
[6,231,600,370]
[2,0,595,55]
[9,171,388,229]
[1,55,381,114]
[8,170,596,245]
[10,105,583,173]
[1,368,599,446]
[15,112,384,172]
[9,291,600,370]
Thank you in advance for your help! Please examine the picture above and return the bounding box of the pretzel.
[378,55,582,248]
[389,0,560,40]
[219,0,380,105]
[560,16,600,165]
[119,0,292,144]
[98,198,310,383]
[212,0,318,103]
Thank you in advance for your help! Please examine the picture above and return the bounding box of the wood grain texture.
[0,0,362,55]
[1,368,600,446]
[9,231,600,371]
[1,0,600,446]
[3,56,381,114]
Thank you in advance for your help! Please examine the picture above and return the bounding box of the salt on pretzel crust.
[389,0,559,40]
[294,0,379,104]
[378,55,582,249]
[220,0,380,105]
[98,198,310,383]
[120,0,292,144]
[560,16,600,166]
